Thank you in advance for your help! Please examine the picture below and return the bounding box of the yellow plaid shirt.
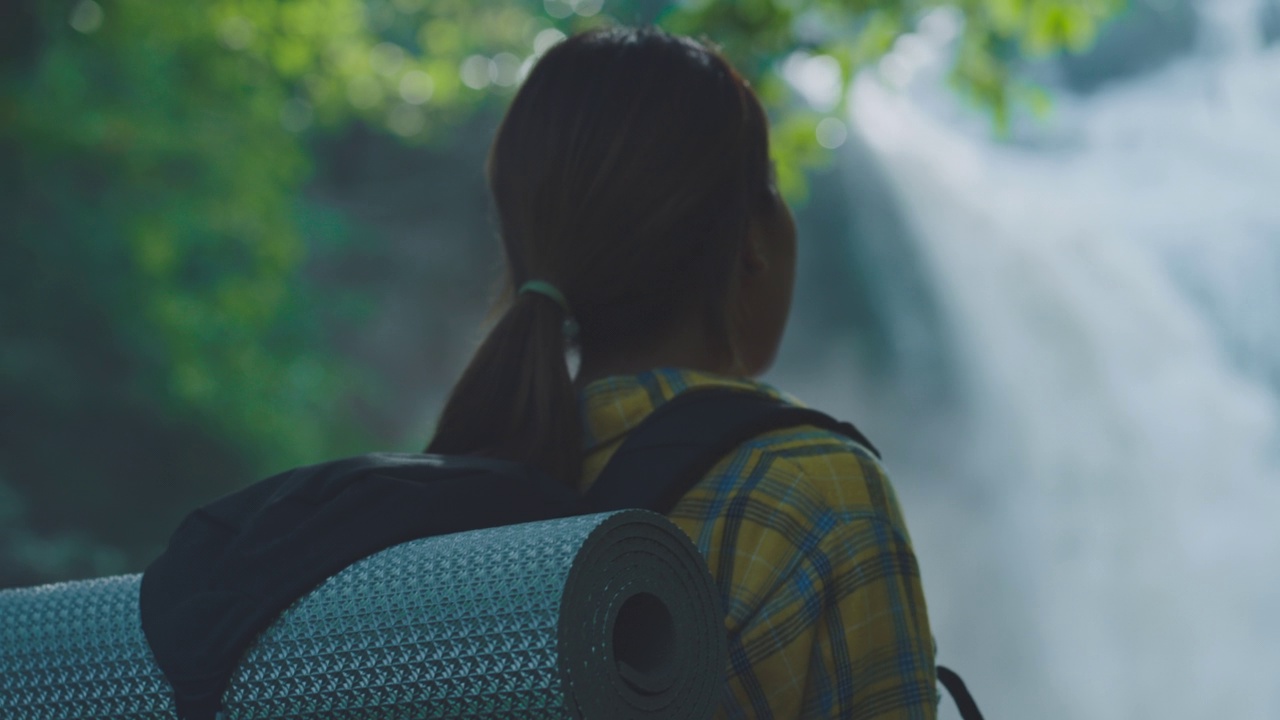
[578,368,938,719]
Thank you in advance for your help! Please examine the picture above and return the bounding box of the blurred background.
[3,0,1278,717]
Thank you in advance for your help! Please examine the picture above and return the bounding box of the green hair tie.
[518,280,580,341]
[518,280,571,314]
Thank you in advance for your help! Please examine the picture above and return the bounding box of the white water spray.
[789,2,1280,718]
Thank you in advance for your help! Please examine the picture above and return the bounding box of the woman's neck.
[573,314,742,390]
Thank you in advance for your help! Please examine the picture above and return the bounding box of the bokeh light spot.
[217,17,254,50]
[815,118,847,149]
[781,52,843,112]
[69,0,104,34]
[544,0,574,20]
[492,53,523,87]
[398,70,435,105]
[460,55,494,90]
[917,6,963,44]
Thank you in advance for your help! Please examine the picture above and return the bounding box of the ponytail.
[426,289,581,487]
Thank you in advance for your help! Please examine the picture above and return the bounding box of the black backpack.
[140,387,982,720]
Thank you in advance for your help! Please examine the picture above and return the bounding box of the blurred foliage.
[0,0,1122,586]
[666,0,1124,195]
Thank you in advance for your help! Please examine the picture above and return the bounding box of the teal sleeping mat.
[0,509,726,719]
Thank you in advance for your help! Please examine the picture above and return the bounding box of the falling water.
[777,1,1280,718]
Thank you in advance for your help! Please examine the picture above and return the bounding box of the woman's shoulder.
[745,422,899,521]
[710,380,906,533]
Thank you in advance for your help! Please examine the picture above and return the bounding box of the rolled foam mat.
[0,509,726,719]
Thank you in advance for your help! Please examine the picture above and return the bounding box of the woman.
[429,25,937,719]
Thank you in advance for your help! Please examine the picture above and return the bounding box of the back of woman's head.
[428,25,779,486]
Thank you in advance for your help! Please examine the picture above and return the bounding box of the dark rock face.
[1058,0,1200,94]
[1263,1,1280,46]
[1058,0,1280,93]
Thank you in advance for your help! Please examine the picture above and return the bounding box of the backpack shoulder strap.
[586,387,879,515]
[938,666,985,720]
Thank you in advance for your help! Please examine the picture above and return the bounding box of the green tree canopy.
[0,0,1123,585]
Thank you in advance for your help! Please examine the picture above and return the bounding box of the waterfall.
[777,2,1280,718]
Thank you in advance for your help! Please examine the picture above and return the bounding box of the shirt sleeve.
[712,452,938,720]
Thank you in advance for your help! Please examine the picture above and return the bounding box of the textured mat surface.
[0,509,725,719]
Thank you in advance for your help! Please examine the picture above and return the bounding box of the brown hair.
[427,25,779,487]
